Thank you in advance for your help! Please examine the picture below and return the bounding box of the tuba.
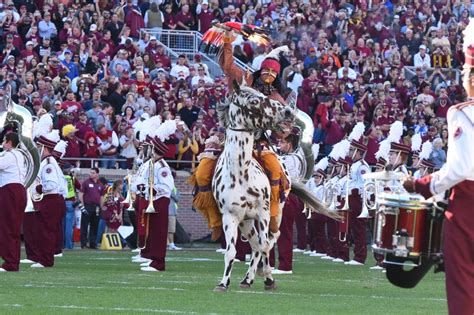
[0,86,40,188]
[294,109,315,184]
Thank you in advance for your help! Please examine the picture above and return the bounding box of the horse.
[212,81,295,292]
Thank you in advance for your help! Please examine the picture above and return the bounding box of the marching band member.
[140,120,176,272]
[413,141,434,179]
[344,123,372,266]
[306,157,329,257]
[52,140,69,257]
[130,116,162,263]
[22,114,54,265]
[402,19,474,314]
[320,141,345,261]
[0,132,28,272]
[332,153,351,263]
[369,140,391,270]
[270,131,304,275]
[410,134,423,178]
[30,130,67,268]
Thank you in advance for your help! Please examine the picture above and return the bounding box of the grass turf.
[0,245,447,314]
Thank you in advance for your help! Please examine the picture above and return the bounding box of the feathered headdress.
[329,141,342,160]
[33,114,53,139]
[201,22,271,55]
[411,133,422,153]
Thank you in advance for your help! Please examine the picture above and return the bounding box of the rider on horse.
[191,30,290,239]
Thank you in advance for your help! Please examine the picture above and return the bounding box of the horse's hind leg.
[215,213,239,292]
[238,220,261,288]
[257,210,277,290]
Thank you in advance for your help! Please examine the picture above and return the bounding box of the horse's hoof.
[213,284,228,292]
[239,282,251,289]
[264,279,277,291]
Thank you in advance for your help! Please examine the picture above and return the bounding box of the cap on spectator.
[394,15,400,19]
[150,36,157,41]
[90,24,97,31]
[64,49,72,55]
[26,41,34,46]
[123,69,130,75]
[6,55,14,61]
[79,110,87,116]
[346,83,354,89]
[6,34,13,39]
[419,44,427,50]
[195,54,202,62]
[389,88,396,92]
[62,124,78,137]
[202,0,209,4]
[309,47,316,53]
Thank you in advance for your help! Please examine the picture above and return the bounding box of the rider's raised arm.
[218,32,245,91]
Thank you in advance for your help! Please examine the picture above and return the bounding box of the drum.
[372,192,436,265]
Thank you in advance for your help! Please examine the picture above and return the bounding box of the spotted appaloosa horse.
[212,82,295,292]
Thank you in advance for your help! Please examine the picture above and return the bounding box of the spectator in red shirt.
[197,0,215,33]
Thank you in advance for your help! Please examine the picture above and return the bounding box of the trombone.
[338,164,351,242]
[145,153,156,214]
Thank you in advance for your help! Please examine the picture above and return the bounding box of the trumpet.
[145,155,156,214]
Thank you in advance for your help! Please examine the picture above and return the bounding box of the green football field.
[0,245,447,314]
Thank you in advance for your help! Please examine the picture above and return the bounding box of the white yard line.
[233,290,446,302]
[1,304,196,314]
[21,284,185,291]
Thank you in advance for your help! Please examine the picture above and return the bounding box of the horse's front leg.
[258,208,278,290]
[214,212,239,292]
[238,220,261,288]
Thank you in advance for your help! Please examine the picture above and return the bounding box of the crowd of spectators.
[3,0,469,169]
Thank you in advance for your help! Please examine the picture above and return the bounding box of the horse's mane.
[216,96,231,128]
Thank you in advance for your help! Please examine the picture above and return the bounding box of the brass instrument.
[0,86,40,188]
[29,176,43,202]
[145,157,156,214]
[359,180,376,218]
[338,165,351,242]
[122,174,135,211]
[294,110,315,183]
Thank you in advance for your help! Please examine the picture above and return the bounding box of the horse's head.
[228,81,295,132]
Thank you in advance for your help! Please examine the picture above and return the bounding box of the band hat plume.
[314,157,329,176]
[33,113,53,139]
[311,143,320,161]
[375,139,391,166]
[151,119,178,155]
[411,133,423,157]
[38,129,60,149]
[387,121,410,154]
[52,140,68,159]
[419,141,435,168]
[348,122,367,151]
[328,140,343,164]
[138,115,162,143]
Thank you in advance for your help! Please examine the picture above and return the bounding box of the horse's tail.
[290,182,341,221]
